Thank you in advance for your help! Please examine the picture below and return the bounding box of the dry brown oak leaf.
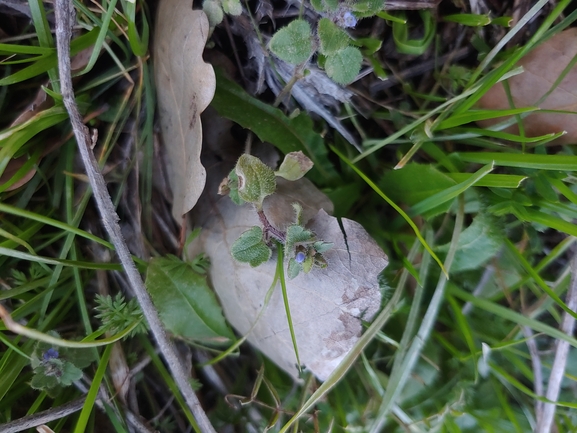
[154,1,215,222]
[189,147,387,381]
[478,28,577,144]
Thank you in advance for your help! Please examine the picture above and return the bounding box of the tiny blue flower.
[43,348,59,360]
[295,251,306,263]
[342,11,357,28]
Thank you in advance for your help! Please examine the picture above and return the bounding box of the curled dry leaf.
[154,1,215,222]
[478,28,577,144]
[189,119,387,380]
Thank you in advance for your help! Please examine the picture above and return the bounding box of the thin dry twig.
[536,248,577,432]
[53,1,215,431]
[0,398,85,433]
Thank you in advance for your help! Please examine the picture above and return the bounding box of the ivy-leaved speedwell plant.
[219,151,333,279]
[202,0,386,85]
[268,0,385,85]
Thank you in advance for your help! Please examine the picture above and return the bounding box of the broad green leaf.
[212,69,338,184]
[410,162,493,216]
[269,19,313,65]
[275,151,314,181]
[380,163,457,216]
[325,46,362,85]
[235,154,277,208]
[318,18,350,55]
[437,214,503,272]
[230,226,272,267]
[146,256,235,344]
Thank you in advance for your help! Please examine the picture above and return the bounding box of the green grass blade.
[331,145,448,276]
[458,152,577,170]
[449,285,577,348]
[436,107,538,130]
[80,0,119,75]
[369,197,465,432]
[410,162,493,215]
[0,203,113,249]
[445,173,526,188]
[73,344,112,433]
[505,239,577,321]
[0,247,121,271]
[276,245,301,370]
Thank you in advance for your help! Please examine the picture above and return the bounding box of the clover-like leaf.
[275,151,314,181]
[269,19,313,65]
[325,46,362,85]
[235,154,276,208]
[231,226,272,267]
[318,18,350,55]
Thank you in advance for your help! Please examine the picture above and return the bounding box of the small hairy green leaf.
[275,151,314,181]
[269,19,313,65]
[287,258,302,279]
[313,241,333,254]
[146,256,235,344]
[202,0,224,27]
[351,0,385,16]
[318,18,350,55]
[221,0,242,15]
[236,154,277,208]
[325,46,362,85]
[231,226,272,267]
[310,0,338,11]
[284,224,315,258]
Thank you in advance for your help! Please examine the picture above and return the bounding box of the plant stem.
[257,209,285,244]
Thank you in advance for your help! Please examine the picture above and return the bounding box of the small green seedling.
[219,151,332,279]
[29,332,95,397]
[268,0,385,84]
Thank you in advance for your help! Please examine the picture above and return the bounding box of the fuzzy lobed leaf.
[231,226,272,267]
[275,151,314,181]
[318,18,350,55]
[269,19,313,65]
[325,46,362,85]
[235,154,277,207]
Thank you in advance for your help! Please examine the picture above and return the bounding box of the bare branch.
[53,1,215,431]
[0,398,85,433]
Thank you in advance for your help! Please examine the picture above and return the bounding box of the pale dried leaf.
[154,2,215,222]
[478,28,577,144]
[189,145,386,380]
